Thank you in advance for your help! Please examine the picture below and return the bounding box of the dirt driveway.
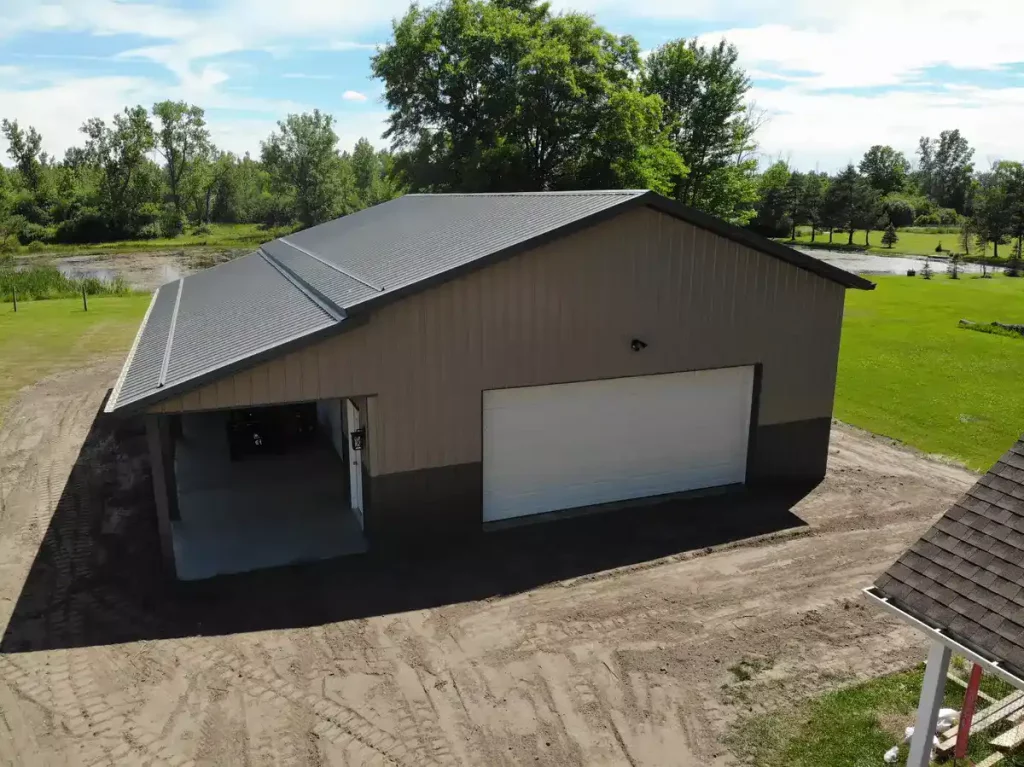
[0,363,977,766]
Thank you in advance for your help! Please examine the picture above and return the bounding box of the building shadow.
[1,399,813,654]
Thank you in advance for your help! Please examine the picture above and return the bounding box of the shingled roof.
[874,436,1024,677]
[106,190,873,414]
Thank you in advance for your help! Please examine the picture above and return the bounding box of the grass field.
[730,661,1023,767]
[788,228,999,258]
[0,296,151,427]
[836,273,1024,470]
[10,223,292,257]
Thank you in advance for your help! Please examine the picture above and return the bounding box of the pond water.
[800,250,1002,276]
[55,257,183,288]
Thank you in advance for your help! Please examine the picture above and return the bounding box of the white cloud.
[751,84,1024,171]
[342,90,368,102]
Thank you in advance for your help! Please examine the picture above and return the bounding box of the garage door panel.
[482,367,754,522]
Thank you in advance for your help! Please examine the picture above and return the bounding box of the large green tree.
[261,110,346,226]
[916,129,974,213]
[972,162,1013,258]
[859,144,909,196]
[643,38,758,222]
[80,106,162,238]
[152,101,212,227]
[1,119,44,193]
[372,0,683,194]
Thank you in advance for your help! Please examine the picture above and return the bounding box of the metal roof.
[107,190,873,413]
[874,436,1024,678]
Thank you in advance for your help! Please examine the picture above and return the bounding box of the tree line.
[2,0,1023,262]
[0,105,399,248]
[752,131,1024,262]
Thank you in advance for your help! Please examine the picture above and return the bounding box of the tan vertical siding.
[152,206,847,476]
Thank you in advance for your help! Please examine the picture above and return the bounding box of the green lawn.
[836,274,1024,470]
[788,229,996,258]
[729,662,1023,767]
[11,222,291,257]
[0,295,152,427]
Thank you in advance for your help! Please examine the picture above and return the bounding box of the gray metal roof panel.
[283,191,646,303]
[163,252,337,388]
[114,279,180,406]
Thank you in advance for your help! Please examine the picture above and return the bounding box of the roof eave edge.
[864,586,1024,690]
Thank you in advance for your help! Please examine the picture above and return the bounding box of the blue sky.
[3,0,1024,172]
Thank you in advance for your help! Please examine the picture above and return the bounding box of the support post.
[907,640,952,767]
[12,286,17,312]
[82,284,88,312]
[146,415,177,578]
[955,663,984,759]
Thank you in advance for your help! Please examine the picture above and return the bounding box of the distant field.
[0,295,151,426]
[12,223,291,257]
[787,228,997,258]
[836,273,1024,470]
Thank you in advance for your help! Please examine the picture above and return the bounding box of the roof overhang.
[864,586,1024,691]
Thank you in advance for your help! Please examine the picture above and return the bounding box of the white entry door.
[482,366,755,522]
[345,399,364,529]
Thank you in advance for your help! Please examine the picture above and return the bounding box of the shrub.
[25,240,47,253]
[192,224,213,236]
[16,221,53,245]
[53,210,112,244]
[881,198,915,227]
[159,206,185,237]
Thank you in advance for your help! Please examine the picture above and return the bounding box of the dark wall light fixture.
[630,338,648,352]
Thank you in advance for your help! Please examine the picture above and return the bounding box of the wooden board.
[939,691,1024,752]
[991,722,1024,750]
[976,752,1005,767]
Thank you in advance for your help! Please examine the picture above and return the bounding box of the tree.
[784,170,805,240]
[880,196,915,227]
[881,222,898,248]
[79,106,161,238]
[958,217,975,256]
[947,252,962,279]
[751,160,791,237]
[348,138,402,209]
[824,164,860,245]
[644,38,756,220]
[800,172,828,242]
[152,101,212,227]
[372,0,684,194]
[972,162,1012,259]
[1,119,44,192]
[261,110,345,226]
[916,129,974,212]
[859,145,909,196]
[853,180,882,247]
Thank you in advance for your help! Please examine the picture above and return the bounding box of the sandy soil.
[0,364,978,766]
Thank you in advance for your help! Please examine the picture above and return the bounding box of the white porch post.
[907,640,952,767]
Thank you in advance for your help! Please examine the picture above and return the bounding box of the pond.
[55,256,184,288]
[800,250,1002,276]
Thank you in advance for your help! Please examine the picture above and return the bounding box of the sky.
[2,0,1024,173]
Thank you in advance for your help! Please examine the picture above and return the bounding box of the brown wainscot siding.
[152,205,846,538]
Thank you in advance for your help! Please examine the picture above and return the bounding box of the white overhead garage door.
[482,366,755,522]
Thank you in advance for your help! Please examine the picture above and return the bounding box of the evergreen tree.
[881,222,898,248]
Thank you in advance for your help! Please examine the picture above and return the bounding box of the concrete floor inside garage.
[172,411,367,581]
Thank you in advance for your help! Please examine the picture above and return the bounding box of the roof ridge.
[277,235,384,292]
[406,190,649,198]
[258,248,345,322]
